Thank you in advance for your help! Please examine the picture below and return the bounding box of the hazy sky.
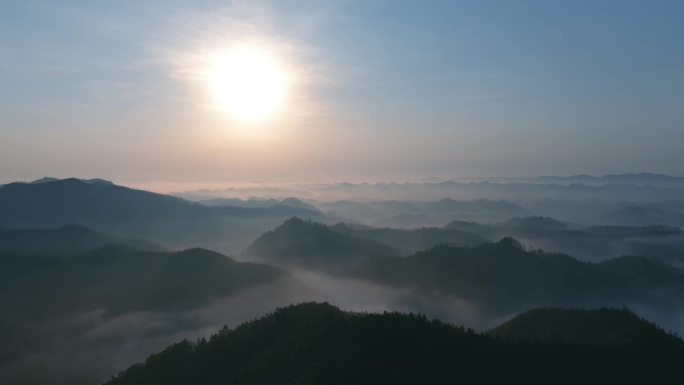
[2,0,683,190]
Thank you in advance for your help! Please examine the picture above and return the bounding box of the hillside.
[443,217,684,264]
[241,217,399,262]
[0,245,290,385]
[0,225,162,255]
[599,206,684,226]
[319,198,533,226]
[0,178,323,253]
[331,223,486,254]
[105,302,683,385]
[352,238,684,312]
[0,178,195,228]
[0,179,322,228]
[489,307,684,350]
[0,247,283,317]
[443,216,573,240]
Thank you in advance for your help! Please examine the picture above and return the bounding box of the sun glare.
[209,45,288,121]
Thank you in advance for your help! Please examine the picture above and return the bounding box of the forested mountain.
[0,225,162,255]
[105,302,683,385]
[444,216,682,240]
[351,238,684,313]
[489,307,684,349]
[242,217,490,261]
[0,246,288,385]
[0,247,283,317]
[444,217,684,265]
[241,217,399,262]
[241,220,684,314]
[331,222,486,254]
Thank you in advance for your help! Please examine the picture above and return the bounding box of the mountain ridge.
[104,302,684,385]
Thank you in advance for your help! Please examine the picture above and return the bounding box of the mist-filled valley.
[2,175,684,384]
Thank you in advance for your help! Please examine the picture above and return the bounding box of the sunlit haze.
[208,45,289,121]
[2,1,683,191]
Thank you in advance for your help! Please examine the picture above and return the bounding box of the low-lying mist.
[5,259,683,385]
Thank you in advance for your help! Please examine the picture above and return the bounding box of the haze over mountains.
[175,173,684,226]
[2,174,684,384]
[243,223,684,316]
[0,178,323,255]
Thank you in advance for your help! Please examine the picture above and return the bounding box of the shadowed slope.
[105,302,683,385]
[489,307,684,350]
[0,247,283,317]
[353,238,684,312]
[241,217,399,261]
[0,225,162,255]
[331,223,486,254]
[0,178,324,253]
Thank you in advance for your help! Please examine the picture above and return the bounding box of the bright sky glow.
[209,45,288,121]
[1,1,683,189]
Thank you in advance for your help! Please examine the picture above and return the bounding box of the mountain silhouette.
[351,239,684,313]
[490,307,684,350]
[320,198,533,226]
[0,224,162,255]
[104,302,683,385]
[534,173,684,185]
[241,217,399,262]
[0,178,323,252]
[599,206,684,226]
[1,247,283,318]
[331,222,486,254]
[443,216,684,265]
[0,178,201,228]
[200,197,321,212]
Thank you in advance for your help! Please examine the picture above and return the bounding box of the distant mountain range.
[532,172,684,185]
[444,216,683,239]
[0,178,323,253]
[443,216,684,265]
[599,206,684,226]
[318,198,533,226]
[28,177,115,185]
[200,197,321,212]
[171,173,684,205]
[105,302,683,384]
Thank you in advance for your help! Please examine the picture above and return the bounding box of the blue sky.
[1,0,683,190]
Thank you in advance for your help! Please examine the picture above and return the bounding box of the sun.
[209,45,288,121]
